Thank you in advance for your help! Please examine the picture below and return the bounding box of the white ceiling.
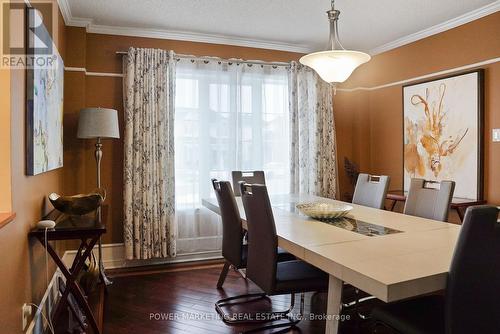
[61,0,499,54]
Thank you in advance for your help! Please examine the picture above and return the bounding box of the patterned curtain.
[123,47,176,259]
[289,61,338,198]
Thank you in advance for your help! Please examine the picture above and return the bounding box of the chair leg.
[342,288,376,320]
[373,320,393,333]
[217,261,231,289]
[215,293,295,325]
[242,293,305,334]
[355,290,376,320]
[237,268,247,279]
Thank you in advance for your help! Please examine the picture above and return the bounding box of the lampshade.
[298,0,371,84]
[77,107,120,139]
[299,50,371,83]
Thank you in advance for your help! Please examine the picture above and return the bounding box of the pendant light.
[299,0,370,84]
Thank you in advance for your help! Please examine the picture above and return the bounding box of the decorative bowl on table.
[49,189,106,216]
[296,202,353,219]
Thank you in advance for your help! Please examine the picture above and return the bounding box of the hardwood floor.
[103,264,380,334]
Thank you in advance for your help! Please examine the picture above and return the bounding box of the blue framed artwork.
[26,6,64,175]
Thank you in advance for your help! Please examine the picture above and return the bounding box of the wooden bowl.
[49,189,105,216]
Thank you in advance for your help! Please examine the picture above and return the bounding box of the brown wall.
[335,12,500,212]
[65,12,500,245]
[64,30,303,244]
[0,2,67,331]
[0,52,11,212]
[1,5,496,331]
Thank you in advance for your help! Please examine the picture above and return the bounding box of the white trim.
[68,17,94,28]
[56,0,72,25]
[86,71,123,78]
[56,0,311,53]
[57,0,500,55]
[337,57,500,93]
[65,56,500,90]
[64,66,86,72]
[57,0,93,28]
[369,2,500,55]
[63,243,223,270]
[64,67,123,77]
[87,24,312,54]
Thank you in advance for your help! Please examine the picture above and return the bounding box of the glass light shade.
[299,50,371,83]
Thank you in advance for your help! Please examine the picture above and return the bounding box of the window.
[174,61,290,255]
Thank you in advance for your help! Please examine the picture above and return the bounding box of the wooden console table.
[29,210,106,334]
[386,190,486,222]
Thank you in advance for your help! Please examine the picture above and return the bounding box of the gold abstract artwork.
[404,83,468,178]
[403,71,482,200]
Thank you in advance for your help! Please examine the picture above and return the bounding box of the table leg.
[456,207,465,222]
[325,275,343,334]
[42,236,100,334]
[70,241,86,272]
[57,279,87,330]
[52,283,70,324]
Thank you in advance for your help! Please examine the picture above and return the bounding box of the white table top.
[202,193,461,303]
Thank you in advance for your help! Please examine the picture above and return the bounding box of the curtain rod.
[115,51,291,67]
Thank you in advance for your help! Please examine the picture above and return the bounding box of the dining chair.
[211,179,295,289]
[231,171,266,196]
[346,173,390,316]
[215,183,328,332]
[352,173,391,209]
[404,179,455,222]
[371,205,500,334]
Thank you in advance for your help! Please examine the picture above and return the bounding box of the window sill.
[0,212,16,229]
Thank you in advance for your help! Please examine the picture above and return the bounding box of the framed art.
[26,6,64,175]
[403,70,484,200]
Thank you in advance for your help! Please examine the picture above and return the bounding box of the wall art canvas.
[26,10,64,175]
[403,70,483,200]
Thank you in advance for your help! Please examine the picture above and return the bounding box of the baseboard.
[25,244,220,333]
[64,243,223,269]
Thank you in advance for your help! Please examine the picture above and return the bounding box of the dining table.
[202,193,461,334]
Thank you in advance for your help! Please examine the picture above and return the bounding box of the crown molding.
[58,0,500,55]
[87,24,313,53]
[68,16,94,28]
[57,0,71,24]
[369,1,500,55]
[56,0,311,53]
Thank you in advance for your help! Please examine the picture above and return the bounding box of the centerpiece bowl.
[296,202,353,219]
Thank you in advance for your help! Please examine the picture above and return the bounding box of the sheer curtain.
[174,59,290,255]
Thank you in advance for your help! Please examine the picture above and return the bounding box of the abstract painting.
[26,16,64,175]
[403,70,483,200]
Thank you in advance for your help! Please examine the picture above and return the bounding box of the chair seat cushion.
[277,247,296,262]
[371,295,445,334]
[274,260,328,294]
[238,246,295,269]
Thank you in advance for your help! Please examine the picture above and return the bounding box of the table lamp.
[77,107,120,285]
